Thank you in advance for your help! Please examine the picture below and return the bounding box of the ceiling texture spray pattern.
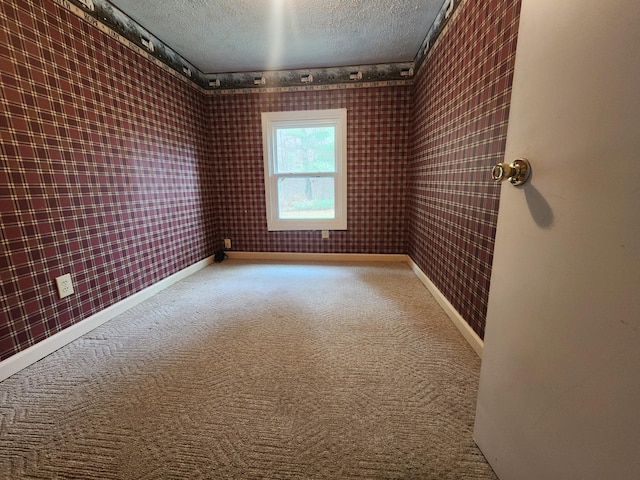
[61,0,454,89]
[107,0,444,73]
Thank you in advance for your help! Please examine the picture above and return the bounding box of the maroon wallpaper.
[1,0,520,363]
[208,88,412,254]
[0,0,216,361]
[407,0,521,339]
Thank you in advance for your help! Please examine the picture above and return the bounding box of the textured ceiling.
[107,0,447,74]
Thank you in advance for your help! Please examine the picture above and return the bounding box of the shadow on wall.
[524,184,554,228]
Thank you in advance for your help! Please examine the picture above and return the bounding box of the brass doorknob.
[492,158,531,186]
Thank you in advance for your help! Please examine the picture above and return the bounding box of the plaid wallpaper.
[407,0,521,339]
[208,87,412,254]
[1,0,520,362]
[0,0,216,361]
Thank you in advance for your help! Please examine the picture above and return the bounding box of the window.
[261,109,347,231]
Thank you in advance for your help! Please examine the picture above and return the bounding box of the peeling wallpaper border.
[57,0,416,91]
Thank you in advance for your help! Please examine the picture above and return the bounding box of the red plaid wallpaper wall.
[407,0,521,339]
[1,0,520,363]
[208,87,412,254]
[0,0,216,360]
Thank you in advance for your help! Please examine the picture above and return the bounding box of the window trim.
[261,108,347,231]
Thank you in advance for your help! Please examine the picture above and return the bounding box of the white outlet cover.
[56,274,74,299]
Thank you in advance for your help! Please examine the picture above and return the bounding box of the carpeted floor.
[0,260,496,479]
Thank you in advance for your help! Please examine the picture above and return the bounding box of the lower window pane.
[278,177,335,219]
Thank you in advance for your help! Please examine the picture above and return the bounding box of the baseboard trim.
[406,257,484,358]
[0,255,214,383]
[227,252,409,262]
[1,253,482,382]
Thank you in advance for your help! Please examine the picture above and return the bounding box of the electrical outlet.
[224,238,232,249]
[322,230,330,239]
[55,274,74,299]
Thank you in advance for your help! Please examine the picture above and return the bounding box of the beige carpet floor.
[0,260,496,479]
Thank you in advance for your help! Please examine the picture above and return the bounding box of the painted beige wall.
[474,0,640,478]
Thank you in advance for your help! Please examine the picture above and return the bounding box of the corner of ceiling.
[413,0,461,72]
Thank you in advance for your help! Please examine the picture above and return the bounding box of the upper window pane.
[275,127,336,174]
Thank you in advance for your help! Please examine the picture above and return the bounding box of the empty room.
[1,0,639,478]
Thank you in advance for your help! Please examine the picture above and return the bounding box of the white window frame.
[261,108,347,231]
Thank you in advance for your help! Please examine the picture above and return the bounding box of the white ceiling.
[107,0,447,74]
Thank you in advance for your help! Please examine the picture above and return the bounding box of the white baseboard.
[227,251,409,262]
[0,255,214,383]
[1,253,482,382]
[406,257,484,358]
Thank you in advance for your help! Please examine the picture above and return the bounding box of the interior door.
[473,1,640,479]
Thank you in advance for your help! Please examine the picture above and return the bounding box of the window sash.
[274,126,336,174]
